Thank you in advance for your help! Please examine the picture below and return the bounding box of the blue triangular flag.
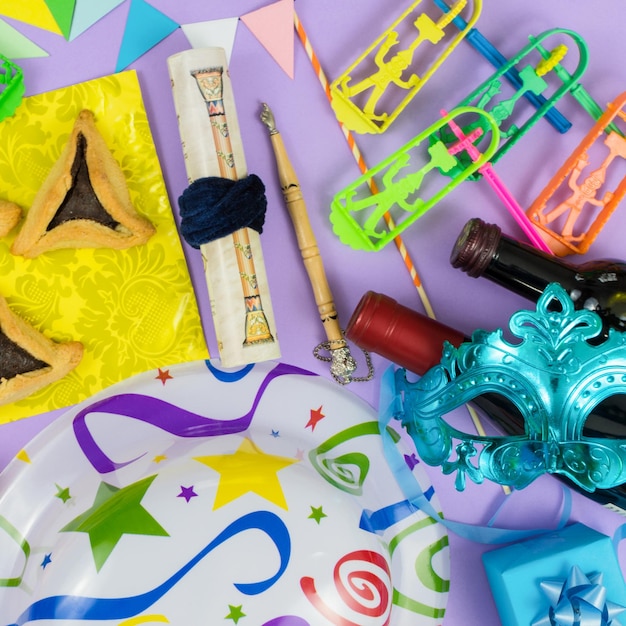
[115,0,178,72]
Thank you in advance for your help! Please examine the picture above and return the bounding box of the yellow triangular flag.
[0,0,62,35]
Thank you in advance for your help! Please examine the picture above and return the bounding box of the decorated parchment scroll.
[168,48,280,367]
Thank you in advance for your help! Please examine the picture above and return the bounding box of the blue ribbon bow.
[532,565,626,626]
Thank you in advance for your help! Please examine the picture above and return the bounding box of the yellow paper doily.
[0,70,209,422]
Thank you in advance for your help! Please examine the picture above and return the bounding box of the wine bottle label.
[603,502,626,517]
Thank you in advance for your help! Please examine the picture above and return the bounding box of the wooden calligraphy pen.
[260,103,371,384]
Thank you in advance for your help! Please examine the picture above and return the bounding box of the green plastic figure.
[329,106,500,251]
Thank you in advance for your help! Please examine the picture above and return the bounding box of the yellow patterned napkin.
[0,71,209,422]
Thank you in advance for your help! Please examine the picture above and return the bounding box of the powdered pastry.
[11,109,156,258]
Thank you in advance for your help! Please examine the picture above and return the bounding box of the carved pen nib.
[260,102,278,135]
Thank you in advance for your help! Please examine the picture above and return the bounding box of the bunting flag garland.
[241,0,295,79]
[0,0,297,81]
[115,0,179,72]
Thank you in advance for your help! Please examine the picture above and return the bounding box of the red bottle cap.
[346,291,466,375]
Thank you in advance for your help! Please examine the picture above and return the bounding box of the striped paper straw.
[294,10,435,319]
[294,11,508,478]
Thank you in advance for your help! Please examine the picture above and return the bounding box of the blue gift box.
[482,523,626,626]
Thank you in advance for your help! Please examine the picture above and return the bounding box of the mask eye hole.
[468,392,526,437]
[582,394,626,439]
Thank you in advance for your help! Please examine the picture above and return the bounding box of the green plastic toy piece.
[529,34,623,137]
[329,106,500,251]
[0,54,25,122]
[432,28,590,180]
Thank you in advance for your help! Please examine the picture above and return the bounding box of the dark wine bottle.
[346,290,626,515]
[450,217,626,336]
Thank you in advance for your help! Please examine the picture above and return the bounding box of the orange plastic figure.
[528,91,626,256]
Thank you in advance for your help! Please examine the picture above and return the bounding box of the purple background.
[4,1,626,623]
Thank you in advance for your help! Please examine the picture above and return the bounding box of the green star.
[54,483,71,503]
[308,505,327,524]
[225,604,246,623]
[61,475,168,571]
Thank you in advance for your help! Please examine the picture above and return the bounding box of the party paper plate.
[0,360,449,625]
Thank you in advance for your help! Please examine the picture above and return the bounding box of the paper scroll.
[168,47,280,367]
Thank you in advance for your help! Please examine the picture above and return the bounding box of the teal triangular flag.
[69,0,125,41]
[115,0,178,72]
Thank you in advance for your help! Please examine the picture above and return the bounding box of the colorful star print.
[153,454,167,463]
[225,604,246,623]
[308,505,327,524]
[40,553,52,569]
[194,438,297,510]
[305,406,325,431]
[54,483,71,503]
[271,429,280,438]
[155,368,173,385]
[61,475,169,571]
[177,485,197,502]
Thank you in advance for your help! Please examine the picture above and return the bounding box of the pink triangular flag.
[241,0,294,79]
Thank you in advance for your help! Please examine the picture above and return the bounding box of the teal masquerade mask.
[392,282,626,492]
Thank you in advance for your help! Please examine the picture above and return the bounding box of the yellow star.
[194,438,297,510]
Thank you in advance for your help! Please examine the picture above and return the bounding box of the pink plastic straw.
[442,110,554,255]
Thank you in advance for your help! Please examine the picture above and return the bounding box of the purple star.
[404,453,419,470]
[177,485,198,503]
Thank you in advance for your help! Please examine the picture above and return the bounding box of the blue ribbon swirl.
[6,511,290,626]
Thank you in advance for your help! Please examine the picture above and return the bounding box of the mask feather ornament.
[393,282,626,492]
